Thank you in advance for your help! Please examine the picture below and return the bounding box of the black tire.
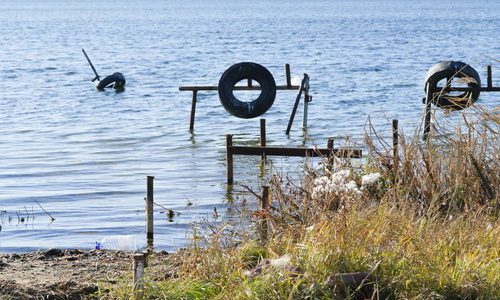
[96,72,126,90]
[218,62,276,118]
[424,61,480,110]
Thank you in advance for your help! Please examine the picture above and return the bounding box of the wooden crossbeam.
[226,134,362,184]
[228,145,361,158]
[179,85,300,91]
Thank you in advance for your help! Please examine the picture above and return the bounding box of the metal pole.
[81,49,100,82]
[286,73,308,135]
[146,176,154,249]
[302,77,310,130]
[226,135,234,185]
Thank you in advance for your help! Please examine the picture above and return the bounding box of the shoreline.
[0,248,171,299]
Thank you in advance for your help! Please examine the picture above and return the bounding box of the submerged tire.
[424,61,481,110]
[96,72,126,90]
[218,62,276,118]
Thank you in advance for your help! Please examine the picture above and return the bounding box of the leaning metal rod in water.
[286,73,309,135]
[82,49,100,82]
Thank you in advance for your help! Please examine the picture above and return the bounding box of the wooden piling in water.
[189,90,198,131]
[260,119,266,162]
[146,176,154,248]
[226,135,234,185]
[487,65,492,88]
[286,64,291,88]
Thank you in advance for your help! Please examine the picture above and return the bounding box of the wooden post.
[327,138,334,149]
[285,64,291,88]
[260,186,269,243]
[133,253,146,299]
[392,119,399,177]
[146,176,154,249]
[327,138,334,168]
[487,65,492,88]
[260,119,266,162]
[423,84,432,139]
[189,90,198,131]
[226,135,234,185]
[326,138,334,172]
[392,119,398,158]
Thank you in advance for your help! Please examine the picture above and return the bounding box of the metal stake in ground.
[81,49,100,82]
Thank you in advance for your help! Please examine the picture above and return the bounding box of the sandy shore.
[0,248,172,299]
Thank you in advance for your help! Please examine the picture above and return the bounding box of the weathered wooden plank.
[228,145,362,158]
[179,85,300,91]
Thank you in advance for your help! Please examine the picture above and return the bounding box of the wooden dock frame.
[179,64,308,131]
[225,120,363,185]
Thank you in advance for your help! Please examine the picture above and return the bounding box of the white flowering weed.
[311,169,362,199]
[312,170,383,203]
[361,172,381,186]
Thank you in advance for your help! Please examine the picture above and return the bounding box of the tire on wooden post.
[218,62,276,118]
[424,61,481,110]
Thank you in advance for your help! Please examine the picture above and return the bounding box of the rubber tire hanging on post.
[96,72,126,90]
[424,61,481,110]
[218,62,276,118]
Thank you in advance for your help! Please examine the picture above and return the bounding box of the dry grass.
[101,104,500,299]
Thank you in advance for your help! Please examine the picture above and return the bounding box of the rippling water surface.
[0,0,499,253]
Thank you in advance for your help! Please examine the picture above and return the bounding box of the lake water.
[0,0,499,253]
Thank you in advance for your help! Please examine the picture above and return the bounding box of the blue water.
[0,0,499,253]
